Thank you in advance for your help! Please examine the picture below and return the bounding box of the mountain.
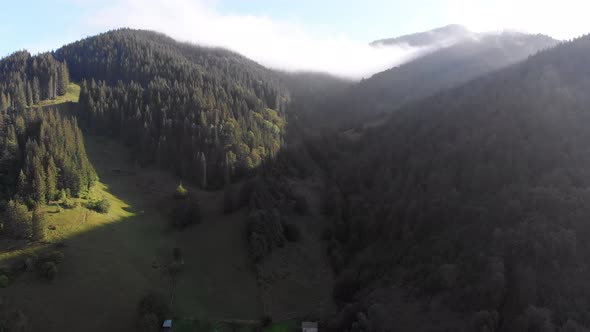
[359,31,558,113]
[315,34,590,330]
[370,24,473,47]
[55,29,289,188]
[315,28,559,128]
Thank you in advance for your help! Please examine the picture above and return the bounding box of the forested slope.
[0,51,69,112]
[317,34,590,331]
[55,29,289,188]
[315,31,558,129]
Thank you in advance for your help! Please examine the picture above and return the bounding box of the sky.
[1,0,590,78]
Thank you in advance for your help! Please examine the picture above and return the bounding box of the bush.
[174,183,188,199]
[61,198,77,209]
[283,223,302,242]
[87,198,111,213]
[24,254,38,272]
[43,251,64,265]
[0,274,9,288]
[40,261,58,281]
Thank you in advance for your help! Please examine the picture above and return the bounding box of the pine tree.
[46,157,58,201]
[0,92,8,113]
[200,152,207,189]
[4,200,31,239]
[48,75,55,99]
[31,206,46,241]
[26,81,33,106]
[57,62,70,96]
[33,166,47,203]
[32,77,41,104]
[17,170,27,199]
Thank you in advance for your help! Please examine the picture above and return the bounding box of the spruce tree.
[33,166,47,204]
[46,157,58,201]
[32,77,40,104]
[31,206,46,241]
[0,92,7,113]
[17,170,28,199]
[4,200,31,239]
[26,81,33,106]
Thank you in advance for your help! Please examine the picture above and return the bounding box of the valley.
[2,129,333,331]
[2,20,590,332]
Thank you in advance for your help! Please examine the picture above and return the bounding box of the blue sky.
[1,0,590,77]
[0,0,444,56]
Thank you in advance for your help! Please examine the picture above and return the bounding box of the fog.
[82,0,441,79]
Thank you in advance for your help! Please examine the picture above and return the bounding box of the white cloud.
[79,0,432,79]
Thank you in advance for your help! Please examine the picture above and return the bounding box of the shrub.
[0,274,9,288]
[40,261,58,281]
[43,251,65,264]
[87,198,111,214]
[283,223,302,242]
[174,183,188,199]
[24,254,38,272]
[61,198,77,209]
[58,189,67,201]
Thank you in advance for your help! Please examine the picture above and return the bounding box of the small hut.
[162,319,173,331]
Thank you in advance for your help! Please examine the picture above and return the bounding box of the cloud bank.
[80,0,432,79]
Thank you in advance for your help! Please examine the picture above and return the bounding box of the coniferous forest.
[57,29,288,188]
[4,22,590,332]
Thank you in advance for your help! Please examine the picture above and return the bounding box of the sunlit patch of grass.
[31,82,80,108]
[0,182,133,262]
[44,182,134,242]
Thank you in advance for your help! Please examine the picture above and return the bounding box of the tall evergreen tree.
[31,206,46,241]
[46,157,58,201]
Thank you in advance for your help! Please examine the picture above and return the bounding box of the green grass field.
[0,135,264,332]
[0,78,324,331]
[31,82,80,108]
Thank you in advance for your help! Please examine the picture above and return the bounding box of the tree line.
[0,109,97,238]
[0,51,69,113]
[308,34,590,331]
[55,29,289,188]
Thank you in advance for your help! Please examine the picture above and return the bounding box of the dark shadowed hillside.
[316,28,558,129]
[313,34,590,331]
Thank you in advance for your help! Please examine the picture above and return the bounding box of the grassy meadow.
[30,82,80,108]
[0,135,271,331]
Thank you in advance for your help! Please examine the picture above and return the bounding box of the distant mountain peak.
[370,24,473,47]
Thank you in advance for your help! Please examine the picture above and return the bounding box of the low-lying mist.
[83,0,441,79]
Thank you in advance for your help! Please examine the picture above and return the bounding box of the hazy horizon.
[3,0,590,78]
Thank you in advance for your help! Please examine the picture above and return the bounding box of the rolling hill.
[316,33,590,331]
[310,27,559,129]
[55,29,289,188]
